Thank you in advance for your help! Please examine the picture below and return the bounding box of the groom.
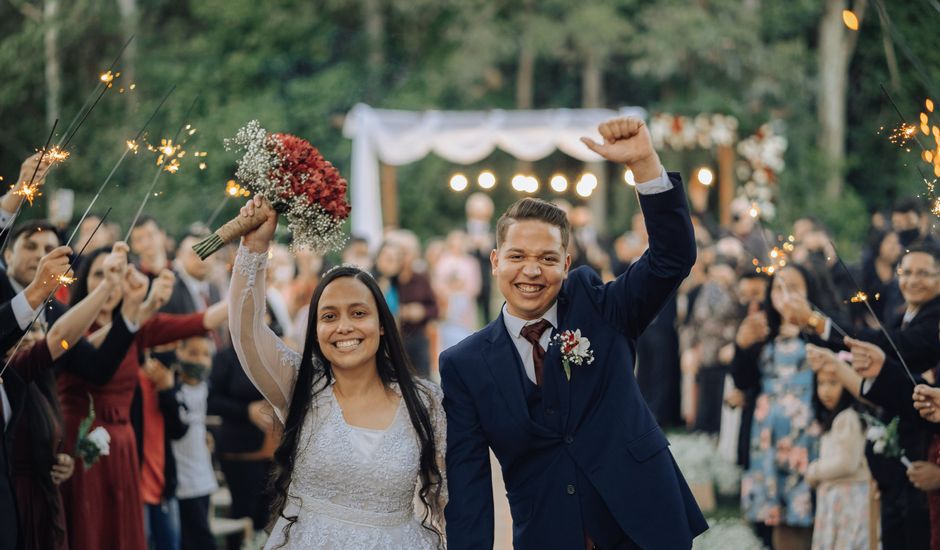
[440,117,707,549]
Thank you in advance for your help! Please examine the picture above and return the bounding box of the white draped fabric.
[341,104,646,247]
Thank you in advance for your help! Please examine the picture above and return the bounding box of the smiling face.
[5,229,59,287]
[86,253,123,313]
[898,252,940,307]
[492,219,571,320]
[315,276,383,373]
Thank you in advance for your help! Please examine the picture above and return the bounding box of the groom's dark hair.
[496,198,570,249]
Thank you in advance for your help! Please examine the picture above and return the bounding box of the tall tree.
[817,0,866,199]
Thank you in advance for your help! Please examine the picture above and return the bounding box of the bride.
[229,196,446,549]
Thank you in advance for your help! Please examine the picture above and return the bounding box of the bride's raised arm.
[228,196,301,423]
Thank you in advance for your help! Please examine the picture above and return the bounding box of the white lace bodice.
[229,245,447,549]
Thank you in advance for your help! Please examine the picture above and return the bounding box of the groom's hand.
[581,117,663,183]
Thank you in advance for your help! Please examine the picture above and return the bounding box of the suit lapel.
[482,316,554,437]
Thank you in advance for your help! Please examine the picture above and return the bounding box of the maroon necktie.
[520,319,553,386]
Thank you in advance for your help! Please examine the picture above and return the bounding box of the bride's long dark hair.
[268,266,444,547]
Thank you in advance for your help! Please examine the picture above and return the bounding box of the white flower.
[873,440,886,454]
[87,426,111,456]
[866,426,886,442]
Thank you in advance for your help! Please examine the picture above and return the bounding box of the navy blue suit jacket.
[441,175,707,549]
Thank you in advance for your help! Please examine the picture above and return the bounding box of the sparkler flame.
[850,290,868,303]
[57,273,76,286]
[13,182,42,205]
[47,146,70,164]
[225,180,250,197]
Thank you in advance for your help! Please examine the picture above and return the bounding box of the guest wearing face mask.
[171,335,218,550]
[892,198,936,249]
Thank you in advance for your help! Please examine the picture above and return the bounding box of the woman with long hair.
[58,247,227,550]
[229,196,446,549]
[731,264,827,549]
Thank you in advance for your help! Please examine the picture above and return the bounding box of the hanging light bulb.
[449,174,469,192]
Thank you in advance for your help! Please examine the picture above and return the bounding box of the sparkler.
[0,120,59,258]
[0,208,111,380]
[735,185,848,337]
[124,95,201,242]
[56,35,134,151]
[205,181,251,228]
[828,239,918,385]
[880,84,940,216]
[65,85,176,249]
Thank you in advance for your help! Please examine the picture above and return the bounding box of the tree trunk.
[583,51,607,233]
[44,0,60,131]
[818,0,866,200]
[117,0,139,119]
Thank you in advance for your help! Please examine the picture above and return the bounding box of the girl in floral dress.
[806,366,871,550]
[731,264,825,549]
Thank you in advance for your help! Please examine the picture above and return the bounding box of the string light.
[550,174,568,193]
[696,166,714,186]
[477,171,496,189]
[449,173,469,192]
[623,169,635,186]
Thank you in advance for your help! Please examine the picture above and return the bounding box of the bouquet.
[192,120,351,259]
[76,396,111,470]
[861,413,911,467]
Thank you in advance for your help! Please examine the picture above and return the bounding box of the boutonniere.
[552,329,595,381]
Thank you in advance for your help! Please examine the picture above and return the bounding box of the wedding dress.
[229,246,446,549]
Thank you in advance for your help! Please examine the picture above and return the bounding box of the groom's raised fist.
[581,117,663,183]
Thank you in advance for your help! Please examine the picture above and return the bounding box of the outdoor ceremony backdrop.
[0,0,938,253]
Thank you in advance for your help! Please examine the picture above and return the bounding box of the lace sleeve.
[229,245,301,423]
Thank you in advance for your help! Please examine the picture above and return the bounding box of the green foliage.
[0,0,936,249]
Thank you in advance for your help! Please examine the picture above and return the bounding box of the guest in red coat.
[58,247,227,550]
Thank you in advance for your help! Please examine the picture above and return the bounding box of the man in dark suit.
[441,117,706,549]
[161,229,221,316]
[835,245,940,550]
[1,220,69,326]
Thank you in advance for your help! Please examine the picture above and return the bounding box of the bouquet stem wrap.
[193,202,286,260]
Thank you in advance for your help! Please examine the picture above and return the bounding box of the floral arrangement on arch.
[735,121,787,221]
[648,113,738,151]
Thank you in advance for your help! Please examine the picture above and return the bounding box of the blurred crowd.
[2,149,940,550]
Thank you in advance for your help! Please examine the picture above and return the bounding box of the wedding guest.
[861,229,904,323]
[228,195,445,548]
[59,249,227,550]
[171,336,218,550]
[129,216,170,277]
[387,230,438,378]
[136,352,189,550]
[892,197,936,248]
[432,230,481,352]
[11,243,135,550]
[805,366,872,550]
[792,244,940,374]
[208,333,280,550]
[465,192,495,323]
[341,236,372,271]
[731,264,824,549]
[372,240,403,317]
[162,228,222,315]
[846,336,937,550]
[681,257,739,433]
